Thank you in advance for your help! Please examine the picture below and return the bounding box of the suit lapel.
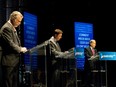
[88,47,93,56]
[14,31,21,46]
[50,40,61,52]
[55,42,61,51]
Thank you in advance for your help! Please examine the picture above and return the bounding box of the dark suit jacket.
[47,36,66,87]
[49,39,63,65]
[0,22,21,67]
[84,46,97,70]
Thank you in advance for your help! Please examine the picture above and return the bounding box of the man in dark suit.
[48,29,68,87]
[0,11,27,87]
[83,39,98,87]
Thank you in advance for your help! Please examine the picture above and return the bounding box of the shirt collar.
[51,36,57,42]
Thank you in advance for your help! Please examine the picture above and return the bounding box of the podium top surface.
[56,47,75,59]
[99,51,116,61]
[25,41,49,55]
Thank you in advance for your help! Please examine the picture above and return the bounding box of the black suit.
[47,36,64,87]
[84,47,97,70]
[83,46,98,87]
[0,22,21,87]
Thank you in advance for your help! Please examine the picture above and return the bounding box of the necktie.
[92,48,95,55]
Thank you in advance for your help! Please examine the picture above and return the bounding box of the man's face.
[91,40,96,48]
[12,15,23,27]
[55,33,62,41]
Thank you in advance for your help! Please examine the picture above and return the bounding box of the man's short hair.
[9,11,23,21]
[54,29,63,35]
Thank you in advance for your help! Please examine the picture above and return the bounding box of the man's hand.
[21,47,28,53]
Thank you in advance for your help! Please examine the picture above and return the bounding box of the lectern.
[20,40,49,87]
[20,41,77,87]
[54,48,77,87]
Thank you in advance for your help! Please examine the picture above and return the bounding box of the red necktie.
[92,49,95,55]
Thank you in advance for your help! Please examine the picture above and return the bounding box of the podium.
[54,47,77,87]
[88,54,107,87]
[20,41,77,87]
[20,41,49,87]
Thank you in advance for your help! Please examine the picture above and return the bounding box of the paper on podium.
[88,54,99,61]
[56,47,75,59]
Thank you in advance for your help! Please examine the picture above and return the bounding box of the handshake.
[20,47,28,53]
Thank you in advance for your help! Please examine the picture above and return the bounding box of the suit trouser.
[2,65,19,87]
[0,51,2,86]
